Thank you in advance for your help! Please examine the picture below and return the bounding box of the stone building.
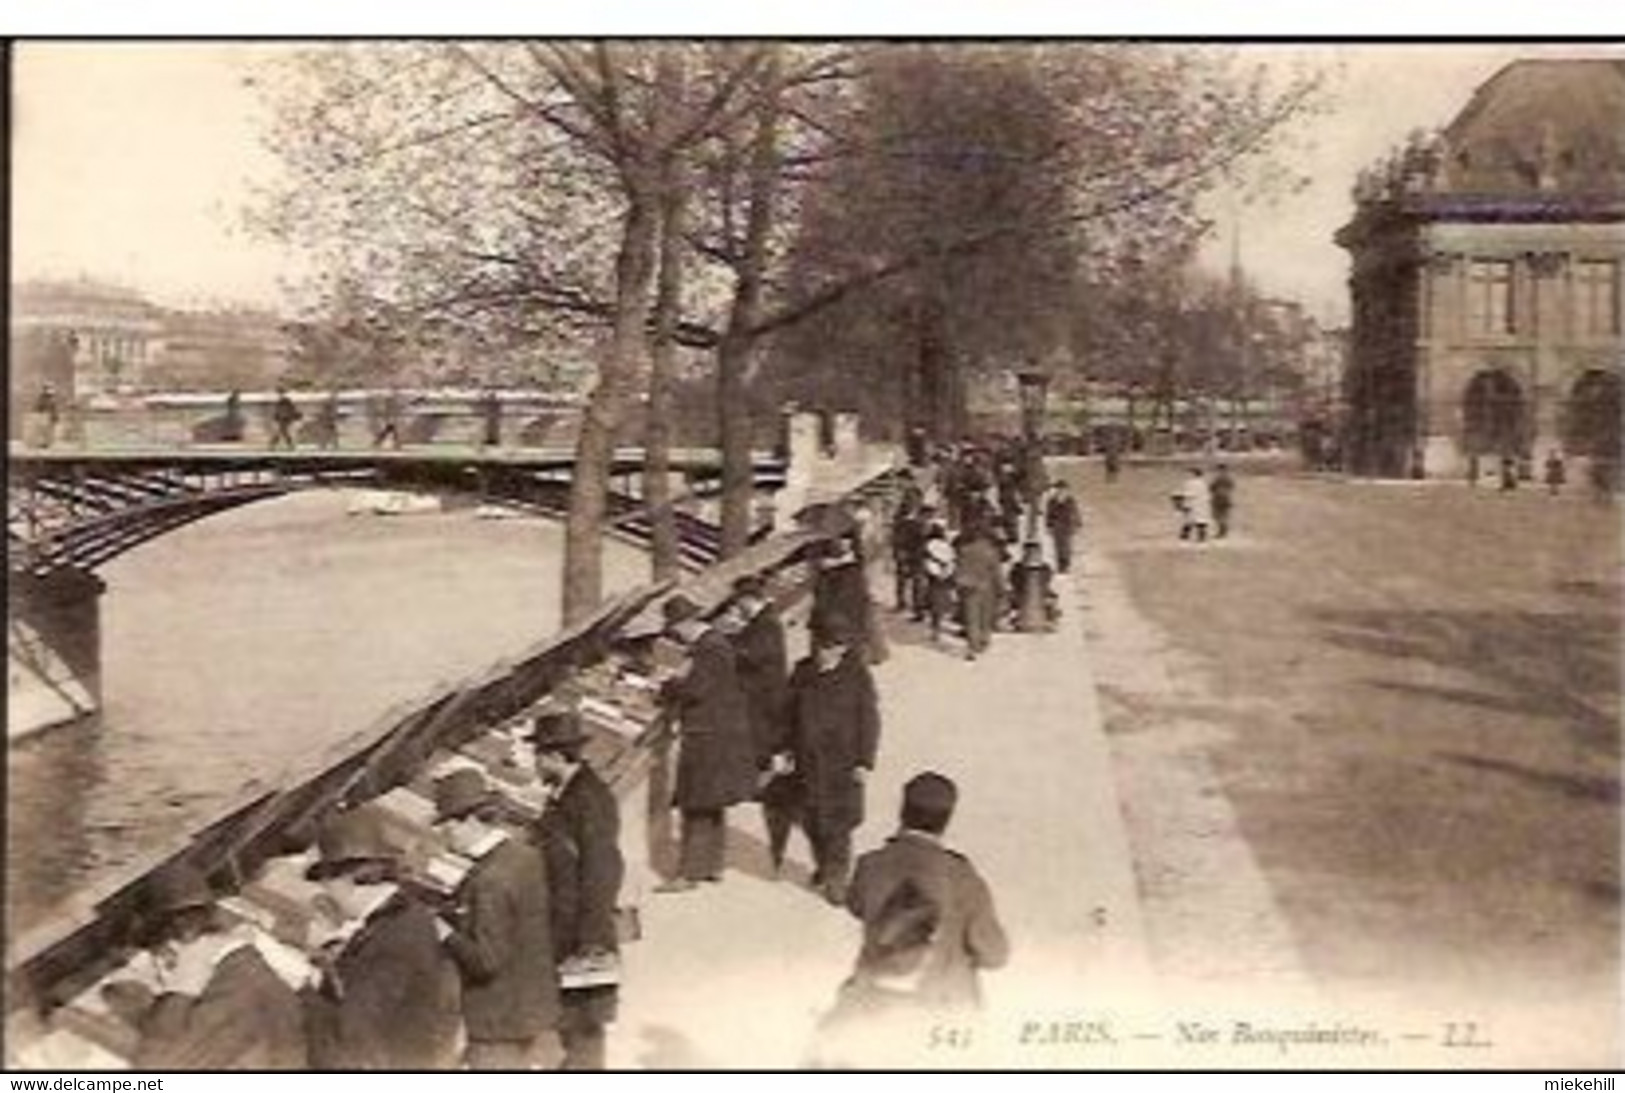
[8,279,164,402]
[1336,59,1625,479]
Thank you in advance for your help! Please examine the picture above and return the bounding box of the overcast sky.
[11,41,1623,323]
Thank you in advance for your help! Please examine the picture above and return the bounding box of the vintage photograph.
[5,39,1621,1071]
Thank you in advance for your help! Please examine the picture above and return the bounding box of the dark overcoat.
[668,627,758,811]
[132,945,307,1070]
[534,766,624,959]
[443,836,561,1043]
[785,649,880,833]
[731,605,789,764]
[844,832,1009,1011]
[534,765,624,1029]
[811,559,872,641]
[304,896,462,1070]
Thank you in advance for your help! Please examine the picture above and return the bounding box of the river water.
[5,491,646,939]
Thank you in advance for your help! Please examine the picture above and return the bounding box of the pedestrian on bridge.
[270,388,302,451]
[372,387,404,450]
[33,382,60,448]
[658,594,757,892]
[315,390,342,450]
[785,611,881,906]
[528,709,625,1071]
[480,387,503,448]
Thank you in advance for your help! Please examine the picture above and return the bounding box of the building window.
[1576,260,1621,337]
[1466,260,1515,335]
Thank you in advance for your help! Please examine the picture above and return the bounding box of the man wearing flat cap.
[529,709,624,1070]
[659,593,758,890]
[433,767,562,1069]
[785,609,882,905]
[104,864,306,1070]
[303,805,463,1069]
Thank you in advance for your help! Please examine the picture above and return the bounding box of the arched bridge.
[7,447,788,578]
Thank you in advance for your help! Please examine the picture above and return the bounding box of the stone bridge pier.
[7,568,106,742]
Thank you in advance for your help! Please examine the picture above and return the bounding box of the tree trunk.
[717,53,782,558]
[562,183,659,625]
[645,60,687,583]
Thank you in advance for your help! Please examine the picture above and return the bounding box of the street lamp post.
[1016,368,1050,541]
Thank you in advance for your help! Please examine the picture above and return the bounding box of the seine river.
[6,491,646,939]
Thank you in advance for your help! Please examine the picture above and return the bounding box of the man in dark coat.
[811,535,874,662]
[303,805,463,1070]
[104,864,307,1070]
[785,612,881,905]
[434,768,562,1069]
[1209,464,1237,539]
[890,492,926,614]
[1043,480,1081,574]
[725,575,796,872]
[815,772,1008,1065]
[270,387,301,451]
[953,524,1005,661]
[529,710,625,1071]
[660,594,758,890]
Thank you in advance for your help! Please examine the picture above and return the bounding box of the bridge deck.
[8,445,784,472]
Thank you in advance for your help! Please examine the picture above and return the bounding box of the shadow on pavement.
[1313,607,1620,755]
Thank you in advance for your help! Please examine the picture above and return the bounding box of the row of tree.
[255,42,1325,622]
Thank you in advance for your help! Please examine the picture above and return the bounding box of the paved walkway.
[608,560,1154,1069]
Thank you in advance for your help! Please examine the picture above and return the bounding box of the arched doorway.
[1564,369,1622,458]
[1462,369,1526,456]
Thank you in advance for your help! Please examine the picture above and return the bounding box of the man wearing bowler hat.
[103,864,307,1070]
[303,805,463,1069]
[433,767,562,1070]
[658,593,757,891]
[528,708,625,1070]
[785,610,881,905]
[725,574,795,871]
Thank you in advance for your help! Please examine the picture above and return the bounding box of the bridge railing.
[4,463,908,1048]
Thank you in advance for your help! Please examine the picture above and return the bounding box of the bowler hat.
[901,771,958,817]
[527,708,588,751]
[146,864,214,917]
[310,805,394,878]
[662,593,702,627]
[434,768,495,823]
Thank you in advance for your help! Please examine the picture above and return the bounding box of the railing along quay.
[4,463,908,1069]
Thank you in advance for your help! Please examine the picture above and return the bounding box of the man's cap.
[662,593,702,627]
[434,768,495,823]
[731,574,766,598]
[311,805,395,877]
[146,864,214,917]
[902,771,958,816]
[527,707,589,751]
